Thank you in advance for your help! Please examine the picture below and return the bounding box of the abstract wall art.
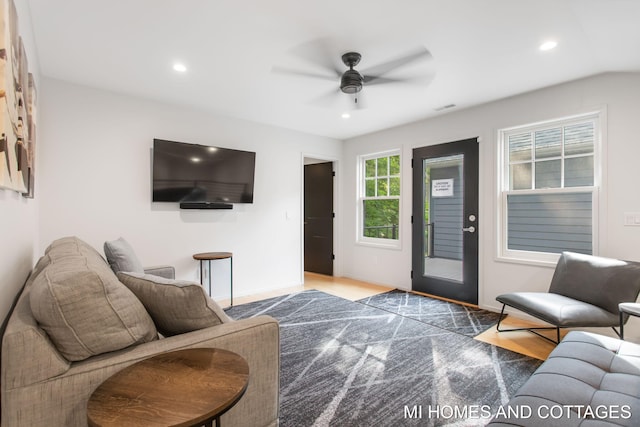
[0,0,36,197]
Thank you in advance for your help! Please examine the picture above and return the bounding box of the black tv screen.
[152,139,256,204]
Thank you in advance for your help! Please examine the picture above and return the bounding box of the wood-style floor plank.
[474,317,563,360]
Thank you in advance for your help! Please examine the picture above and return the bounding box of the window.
[498,113,600,263]
[358,150,401,247]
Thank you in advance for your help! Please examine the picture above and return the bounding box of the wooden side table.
[193,252,233,306]
[87,348,249,427]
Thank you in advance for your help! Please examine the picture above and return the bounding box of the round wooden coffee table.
[87,348,249,427]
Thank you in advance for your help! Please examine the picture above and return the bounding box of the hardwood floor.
[218,272,393,307]
[475,317,563,360]
[221,272,554,360]
[301,272,394,300]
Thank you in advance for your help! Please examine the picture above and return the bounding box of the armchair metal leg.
[619,311,624,340]
[495,304,562,345]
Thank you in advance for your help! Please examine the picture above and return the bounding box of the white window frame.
[497,111,602,266]
[357,149,402,249]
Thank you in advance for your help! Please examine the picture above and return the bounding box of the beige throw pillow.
[30,237,158,361]
[117,272,230,336]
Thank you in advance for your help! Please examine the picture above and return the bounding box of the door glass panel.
[423,154,464,283]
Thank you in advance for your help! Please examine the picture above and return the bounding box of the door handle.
[462,226,475,233]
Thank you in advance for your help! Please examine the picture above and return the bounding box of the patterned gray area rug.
[226,290,541,427]
[358,290,501,337]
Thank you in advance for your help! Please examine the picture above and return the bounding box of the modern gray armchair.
[496,251,640,343]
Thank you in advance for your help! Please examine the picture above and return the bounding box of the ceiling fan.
[273,42,433,107]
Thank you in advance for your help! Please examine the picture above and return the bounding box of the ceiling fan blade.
[271,66,337,82]
[287,37,343,77]
[363,76,406,86]
[308,87,342,108]
[361,47,432,78]
[364,73,436,87]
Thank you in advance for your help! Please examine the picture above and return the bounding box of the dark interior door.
[412,138,479,304]
[304,162,334,275]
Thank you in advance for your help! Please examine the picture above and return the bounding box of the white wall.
[0,0,39,325]
[0,192,37,323]
[7,66,640,338]
[341,73,640,321]
[37,78,341,299]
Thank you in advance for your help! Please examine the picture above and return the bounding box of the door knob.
[462,226,475,233]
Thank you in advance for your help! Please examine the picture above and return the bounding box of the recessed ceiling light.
[539,41,558,51]
[173,63,187,73]
[190,157,201,163]
[341,113,351,119]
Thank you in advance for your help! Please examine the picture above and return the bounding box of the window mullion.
[560,125,565,188]
[530,130,535,190]
[374,160,378,197]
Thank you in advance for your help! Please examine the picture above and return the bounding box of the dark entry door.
[412,138,479,304]
[304,162,334,275]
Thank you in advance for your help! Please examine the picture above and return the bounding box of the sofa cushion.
[103,237,145,274]
[30,237,157,361]
[488,331,640,426]
[36,235,106,273]
[117,272,230,336]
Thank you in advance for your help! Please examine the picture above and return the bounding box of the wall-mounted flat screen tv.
[152,139,256,204]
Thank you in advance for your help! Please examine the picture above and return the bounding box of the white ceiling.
[26,0,640,140]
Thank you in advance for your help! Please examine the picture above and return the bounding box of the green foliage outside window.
[362,154,400,240]
[363,199,399,239]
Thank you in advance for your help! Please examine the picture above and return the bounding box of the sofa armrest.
[143,265,175,279]
[2,288,71,389]
[2,315,279,427]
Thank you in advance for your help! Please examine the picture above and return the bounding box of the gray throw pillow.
[117,272,230,336]
[30,237,157,361]
[104,237,145,274]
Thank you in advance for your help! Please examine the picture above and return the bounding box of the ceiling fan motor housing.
[341,69,363,94]
[340,52,363,94]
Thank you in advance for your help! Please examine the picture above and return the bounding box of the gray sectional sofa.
[489,331,640,426]
[1,236,280,427]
